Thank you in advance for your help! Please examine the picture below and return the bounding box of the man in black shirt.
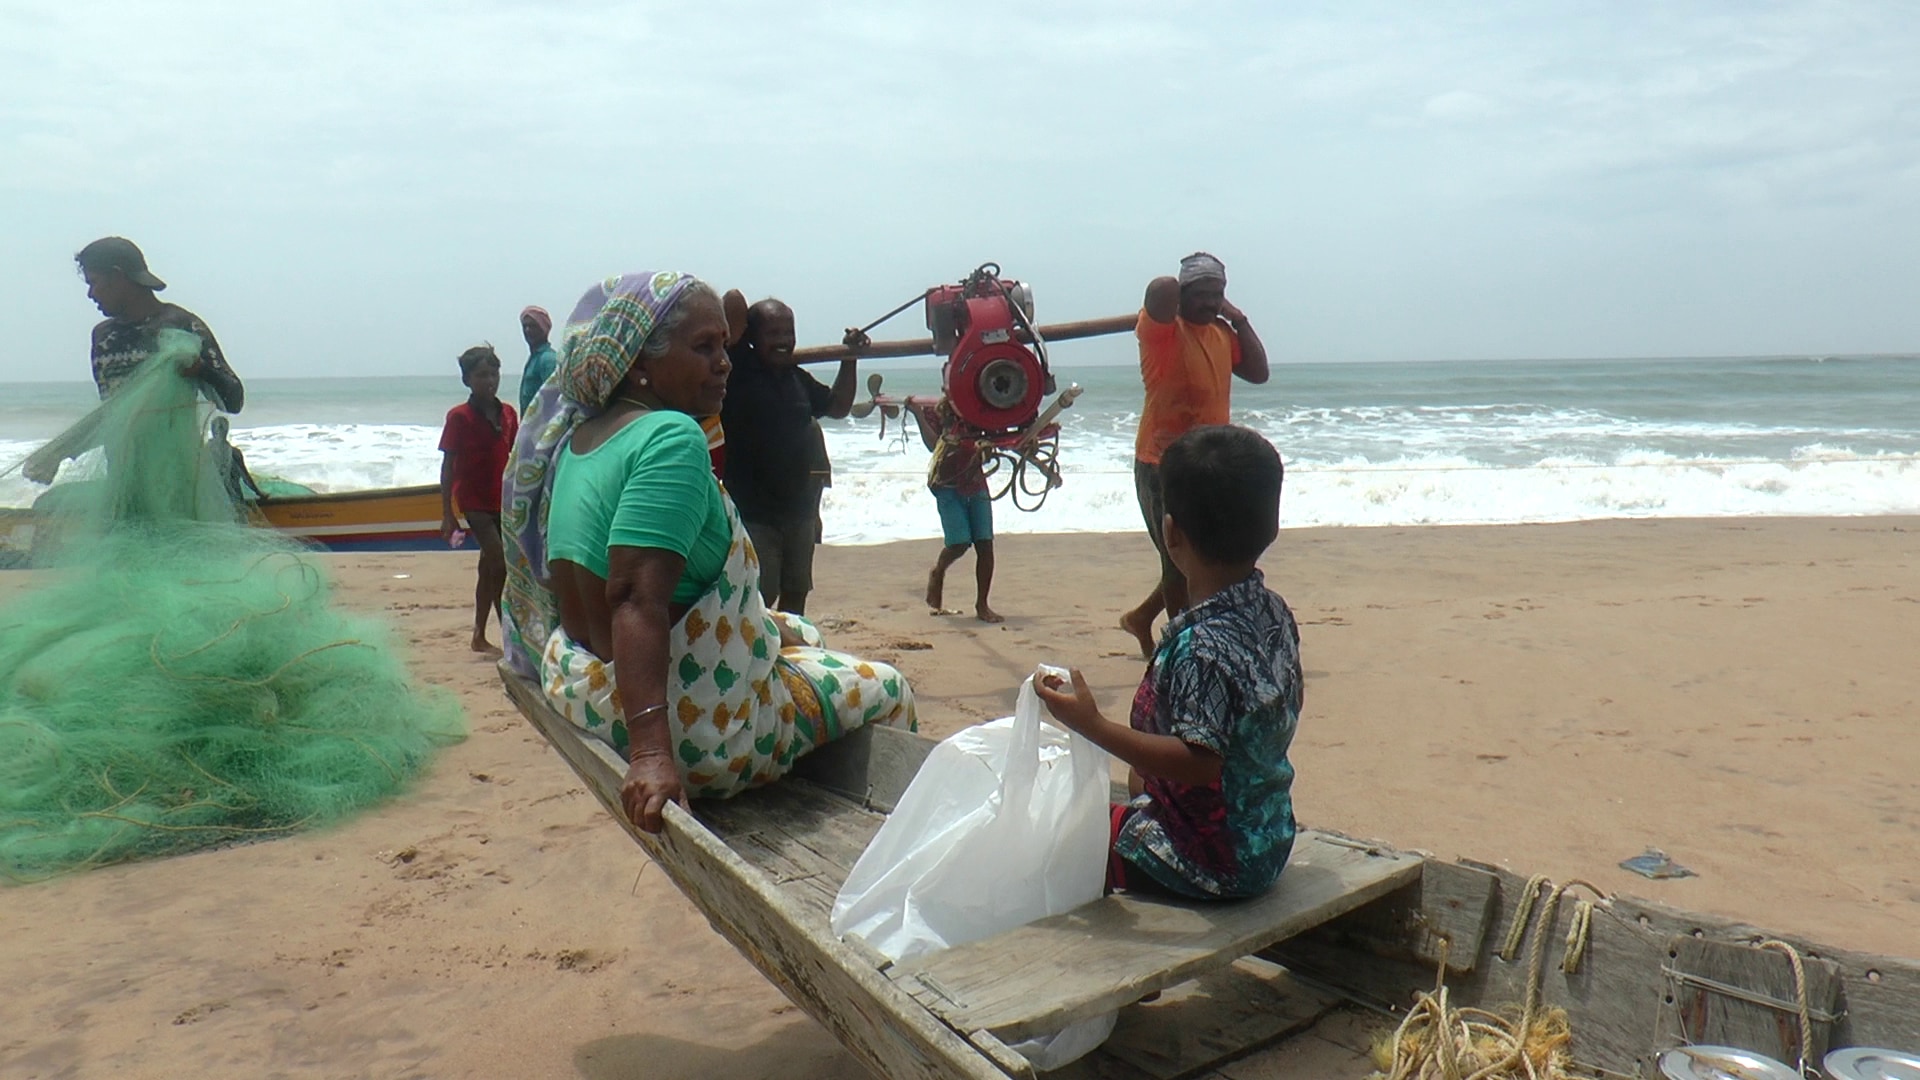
[27,238,246,483]
[79,237,243,409]
[720,300,857,615]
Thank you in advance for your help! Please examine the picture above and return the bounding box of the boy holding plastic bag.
[1038,425,1302,900]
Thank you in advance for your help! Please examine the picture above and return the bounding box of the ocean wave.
[7,423,1919,543]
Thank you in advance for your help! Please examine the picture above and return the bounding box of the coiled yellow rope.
[1372,877,1610,1080]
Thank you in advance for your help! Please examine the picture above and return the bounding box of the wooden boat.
[250,484,471,552]
[1,485,472,565]
[499,664,1920,1079]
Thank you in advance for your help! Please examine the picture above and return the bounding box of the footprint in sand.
[548,948,611,973]
[172,1001,231,1025]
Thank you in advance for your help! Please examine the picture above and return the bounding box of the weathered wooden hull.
[1267,858,1920,1078]
[499,664,1419,1080]
[498,664,1920,1079]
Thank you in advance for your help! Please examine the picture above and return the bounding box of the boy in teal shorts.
[908,399,1002,623]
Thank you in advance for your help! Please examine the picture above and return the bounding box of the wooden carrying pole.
[791,313,1137,364]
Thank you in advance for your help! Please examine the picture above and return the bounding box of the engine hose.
[981,435,1063,512]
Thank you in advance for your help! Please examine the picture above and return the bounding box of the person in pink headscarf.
[518,305,557,414]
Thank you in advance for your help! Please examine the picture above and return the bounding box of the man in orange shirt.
[1120,252,1270,657]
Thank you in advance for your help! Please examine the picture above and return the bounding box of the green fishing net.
[0,330,465,881]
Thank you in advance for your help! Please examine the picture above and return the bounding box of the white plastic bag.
[831,667,1117,1069]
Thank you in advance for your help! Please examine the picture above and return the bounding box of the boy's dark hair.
[1159,425,1283,565]
[457,344,499,382]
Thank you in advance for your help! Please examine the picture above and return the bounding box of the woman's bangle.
[626,703,669,725]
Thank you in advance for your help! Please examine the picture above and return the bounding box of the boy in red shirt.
[439,345,519,652]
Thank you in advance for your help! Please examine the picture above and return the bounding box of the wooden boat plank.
[716,827,845,925]
[499,665,1010,1080]
[786,721,938,813]
[1386,858,1499,973]
[888,832,1422,1044]
[1618,895,1920,1063]
[699,779,887,875]
[1237,856,1498,977]
[698,781,886,925]
[1048,958,1340,1080]
[1654,937,1842,1067]
[258,483,441,507]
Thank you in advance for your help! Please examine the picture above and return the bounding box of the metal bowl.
[1658,1045,1800,1080]
[1825,1047,1920,1080]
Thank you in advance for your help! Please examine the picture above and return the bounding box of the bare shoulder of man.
[1143,276,1180,323]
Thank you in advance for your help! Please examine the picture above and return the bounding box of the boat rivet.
[1865,969,1882,983]
[1638,915,1652,928]
[1691,928,1704,939]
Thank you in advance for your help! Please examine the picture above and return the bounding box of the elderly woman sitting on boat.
[501,272,917,832]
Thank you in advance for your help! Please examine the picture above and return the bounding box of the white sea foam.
[9,353,1920,543]
[791,427,1920,542]
[7,423,1919,543]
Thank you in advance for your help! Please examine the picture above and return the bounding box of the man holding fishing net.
[2,324,462,880]
[24,237,246,484]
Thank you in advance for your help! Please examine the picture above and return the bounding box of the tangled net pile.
[1370,877,1608,1080]
[0,331,464,882]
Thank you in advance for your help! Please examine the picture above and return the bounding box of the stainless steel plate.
[1658,1045,1800,1080]
[1825,1047,1920,1080]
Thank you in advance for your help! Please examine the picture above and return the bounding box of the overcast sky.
[2,0,1916,383]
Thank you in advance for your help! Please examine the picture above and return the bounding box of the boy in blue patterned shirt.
[1038,425,1301,899]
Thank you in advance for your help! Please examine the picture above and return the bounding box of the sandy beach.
[3,516,1916,1079]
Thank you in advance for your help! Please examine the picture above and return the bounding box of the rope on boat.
[1756,939,1816,1077]
[1371,877,1611,1080]
[1496,875,1550,962]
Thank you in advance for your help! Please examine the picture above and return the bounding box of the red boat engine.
[845,262,1084,511]
[923,264,1052,435]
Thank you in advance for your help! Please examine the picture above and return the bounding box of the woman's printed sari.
[541,491,912,798]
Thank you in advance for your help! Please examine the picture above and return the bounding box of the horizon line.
[3,350,1916,388]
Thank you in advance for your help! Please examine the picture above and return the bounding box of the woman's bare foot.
[976,605,1004,624]
[470,633,500,655]
[1118,611,1155,658]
